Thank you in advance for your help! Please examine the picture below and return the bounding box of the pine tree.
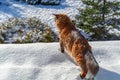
[74,0,120,40]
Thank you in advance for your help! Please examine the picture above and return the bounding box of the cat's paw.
[80,74,84,79]
[80,73,86,79]
[58,48,64,53]
[61,49,64,53]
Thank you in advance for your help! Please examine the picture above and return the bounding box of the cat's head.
[53,14,73,30]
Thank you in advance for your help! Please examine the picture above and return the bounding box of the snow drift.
[0,41,120,80]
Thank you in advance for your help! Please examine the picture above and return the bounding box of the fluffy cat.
[53,14,99,79]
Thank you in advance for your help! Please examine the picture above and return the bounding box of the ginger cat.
[53,14,99,79]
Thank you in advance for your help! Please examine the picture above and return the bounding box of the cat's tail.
[85,50,99,77]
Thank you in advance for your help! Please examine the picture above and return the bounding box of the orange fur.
[53,14,99,79]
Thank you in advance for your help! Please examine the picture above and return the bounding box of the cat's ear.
[53,14,59,17]
[53,14,59,20]
[53,14,58,16]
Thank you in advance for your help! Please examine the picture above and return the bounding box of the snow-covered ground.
[0,0,84,33]
[0,41,120,80]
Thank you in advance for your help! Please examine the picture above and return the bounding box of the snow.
[109,28,120,36]
[0,41,120,80]
[0,0,83,33]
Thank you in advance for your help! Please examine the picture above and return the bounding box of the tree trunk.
[102,0,106,25]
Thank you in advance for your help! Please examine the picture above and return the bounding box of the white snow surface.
[0,0,84,33]
[0,41,120,80]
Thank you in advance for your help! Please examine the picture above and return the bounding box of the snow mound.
[0,41,120,80]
